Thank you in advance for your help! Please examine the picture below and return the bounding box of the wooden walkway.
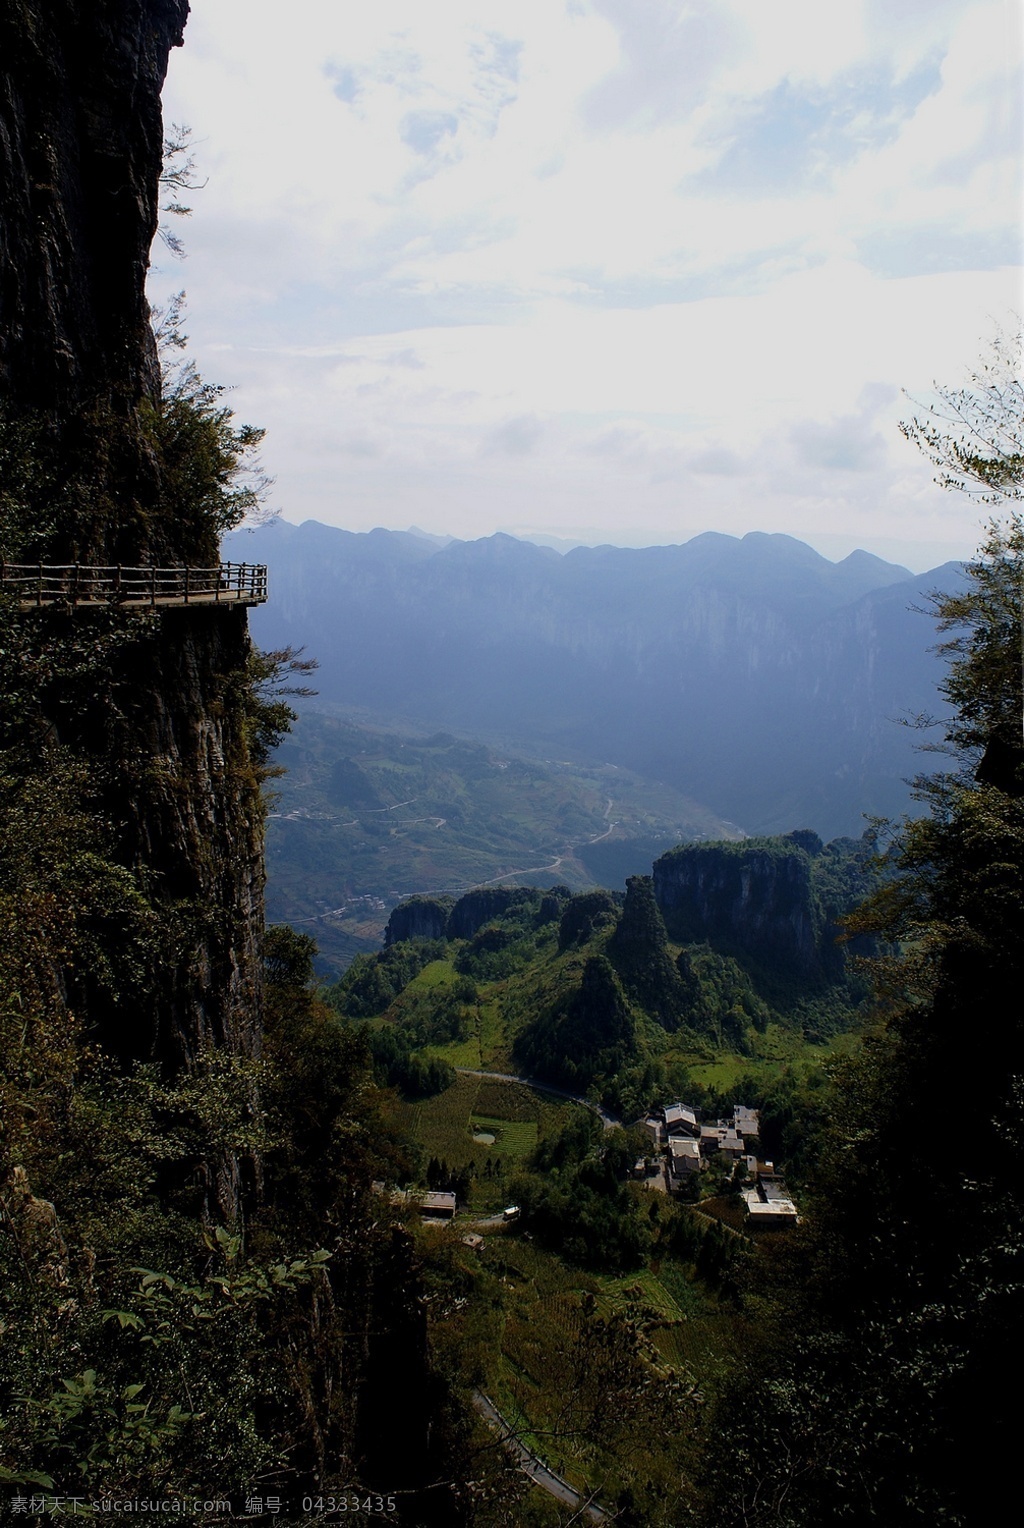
[1,561,267,610]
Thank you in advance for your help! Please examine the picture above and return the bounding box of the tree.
[902,327,1022,784]
[699,343,1024,1525]
[926,515,1024,790]
[901,326,1023,503]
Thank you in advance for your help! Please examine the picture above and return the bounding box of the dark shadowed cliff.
[0,0,264,1199]
[653,838,821,978]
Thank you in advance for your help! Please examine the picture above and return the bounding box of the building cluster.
[637,1101,798,1227]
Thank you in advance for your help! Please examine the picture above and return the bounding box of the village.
[636,1101,800,1227]
[387,1095,799,1232]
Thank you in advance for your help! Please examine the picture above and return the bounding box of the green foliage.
[684,946,772,1048]
[239,644,319,779]
[367,1025,457,1099]
[924,513,1024,768]
[1,329,269,564]
[13,1239,331,1493]
[454,916,551,982]
[0,407,60,559]
[0,908,472,1509]
[557,888,620,950]
[514,954,640,1100]
[145,356,271,562]
[329,938,449,1017]
[509,1119,653,1270]
[607,874,685,1029]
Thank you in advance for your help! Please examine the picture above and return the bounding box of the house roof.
[420,1191,457,1213]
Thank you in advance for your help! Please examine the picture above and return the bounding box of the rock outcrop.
[445,886,532,940]
[0,0,195,566]
[384,896,454,946]
[653,839,822,982]
[0,0,187,417]
[385,886,546,946]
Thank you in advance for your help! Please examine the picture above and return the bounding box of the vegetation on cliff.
[695,375,1023,1523]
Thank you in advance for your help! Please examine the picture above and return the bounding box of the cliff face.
[0,3,267,1213]
[384,886,548,947]
[653,839,822,980]
[106,607,265,1068]
[384,896,454,946]
[445,886,532,940]
[0,0,187,419]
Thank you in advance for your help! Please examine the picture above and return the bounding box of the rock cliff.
[384,895,454,946]
[0,2,266,1211]
[653,838,823,983]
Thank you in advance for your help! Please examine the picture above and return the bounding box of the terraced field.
[396,1074,581,1211]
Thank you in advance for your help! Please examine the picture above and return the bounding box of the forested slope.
[695,496,1024,1516]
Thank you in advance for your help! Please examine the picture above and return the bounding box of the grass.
[589,1258,747,1375]
[592,1265,685,1322]
[665,1018,853,1094]
[462,1234,740,1512]
[652,1259,749,1381]
[406,958,458,990]
[422,991,507,1069]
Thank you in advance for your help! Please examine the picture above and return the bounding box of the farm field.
[448,1233,738,1512]
[396,1074,583,1212]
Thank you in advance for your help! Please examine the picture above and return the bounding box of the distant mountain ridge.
[229,519,964,838]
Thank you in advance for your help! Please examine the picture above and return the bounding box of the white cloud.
[152,0,1022,565]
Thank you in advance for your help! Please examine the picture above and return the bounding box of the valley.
[267,711,740,972]
[231,519,963,841]
[329,855,862,1519]
[1,3,1017,1519]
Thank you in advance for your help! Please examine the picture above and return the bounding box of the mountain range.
[228,520,964,839]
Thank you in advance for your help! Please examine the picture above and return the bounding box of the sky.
[153,0,1023,571]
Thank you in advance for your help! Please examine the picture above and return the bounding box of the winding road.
[472,1391,609,1523]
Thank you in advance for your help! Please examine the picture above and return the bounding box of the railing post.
[37,561,42,607]
[73,561,79,605]
[151,562,156,607]
[184,565,190,604]
[115,564,122,601]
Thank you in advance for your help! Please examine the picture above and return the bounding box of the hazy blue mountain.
[227,520,963,838]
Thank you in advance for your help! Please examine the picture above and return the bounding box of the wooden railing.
[0,561,268,609]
